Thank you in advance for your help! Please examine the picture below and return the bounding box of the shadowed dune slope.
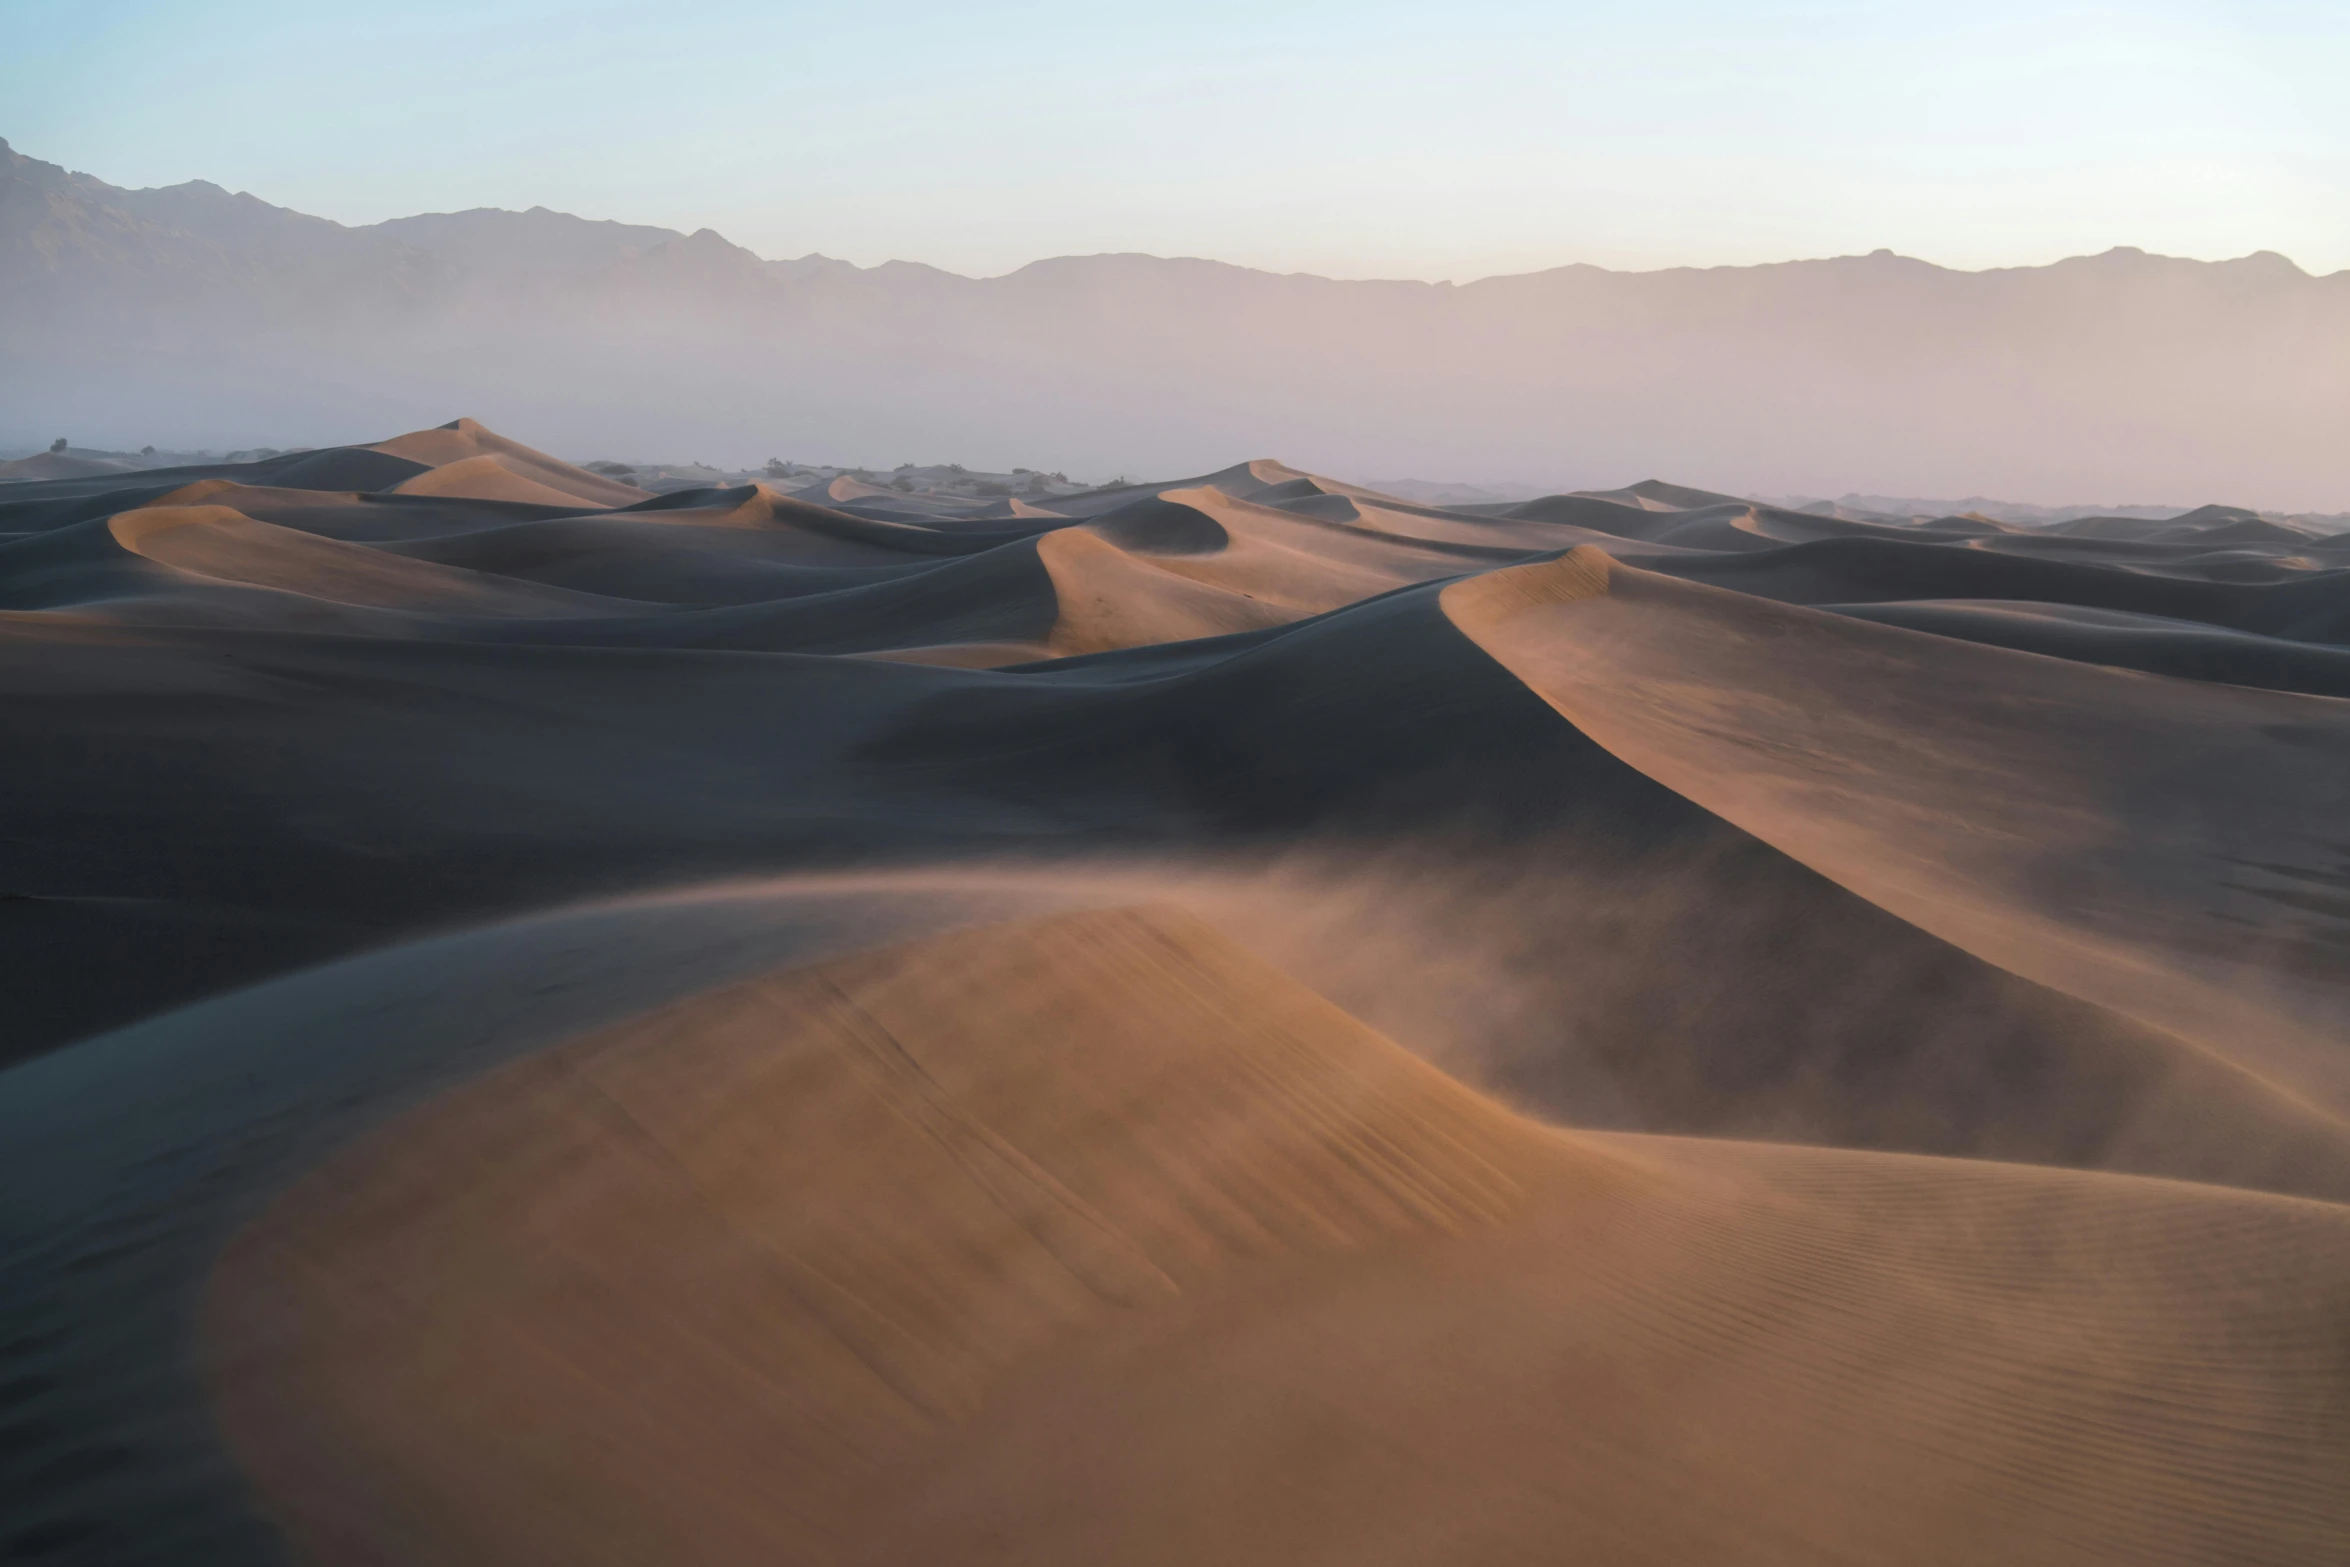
[1447,549,2350,1117]
[1828,598,2350,697]
[106,504,640,615]
[4,457,2348,1201]
[7,420,2350,1565]
[1651,533,2350,639]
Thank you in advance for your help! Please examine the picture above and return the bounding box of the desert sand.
[2,420,2347,1564]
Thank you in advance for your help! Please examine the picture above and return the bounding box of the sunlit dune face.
[7,417,2350,1564]
[201,906,1553,1563]
[202,906,2350,1567]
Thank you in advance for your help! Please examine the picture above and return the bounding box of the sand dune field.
[2,421,2346,1564]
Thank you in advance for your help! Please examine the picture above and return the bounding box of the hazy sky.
[10,1,2346,280]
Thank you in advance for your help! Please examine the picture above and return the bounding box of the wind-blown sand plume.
[202,906,1546,1562]
[198,906,2350,1566]
[7,420,2350,1563]
[1446,546,2350,1117]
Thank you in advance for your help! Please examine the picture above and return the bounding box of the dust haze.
[7,136,2348,509]
[6,107,2350,1567]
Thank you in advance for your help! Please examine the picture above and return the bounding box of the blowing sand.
[2,421,2347,1563]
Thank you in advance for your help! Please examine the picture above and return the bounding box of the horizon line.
[8,135,2338,288]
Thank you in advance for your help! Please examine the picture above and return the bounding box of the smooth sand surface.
[203,907,2350,1566]
[1446,549,2350,1113]
[370,418,654,508]
[3,421,2348,1564]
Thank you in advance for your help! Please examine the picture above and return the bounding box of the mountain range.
[6,136,2347,507]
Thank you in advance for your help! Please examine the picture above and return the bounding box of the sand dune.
[1447,549,2350,1113]
[1830,599,2350,698]
[109,503,636,616]
[371,417,654,507]
[189,905,2349,1566]
[3,420,2348,1564]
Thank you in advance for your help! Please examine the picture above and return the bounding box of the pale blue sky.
[9,0,2346,278]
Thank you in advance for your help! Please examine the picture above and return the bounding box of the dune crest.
[372,416,653,506]
[203,906,1552,1561]
[202,905,2350,1566]
[1445,550,2350,1116]
[1038,527,1300,653]
[5,419,2350,1563]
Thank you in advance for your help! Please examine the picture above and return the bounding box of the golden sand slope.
[106,504,635,615]
[204,907,2350,1566]
[1037,527,1300,654]
[372,418,653,507]
[1446,548,2350,1118]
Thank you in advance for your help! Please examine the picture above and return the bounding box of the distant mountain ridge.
[5,136,2346,507]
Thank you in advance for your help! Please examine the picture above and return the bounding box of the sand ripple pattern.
[3,423,2349,1563]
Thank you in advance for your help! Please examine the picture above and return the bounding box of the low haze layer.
[5,138,2348,507]
[1,420,2347,1563]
